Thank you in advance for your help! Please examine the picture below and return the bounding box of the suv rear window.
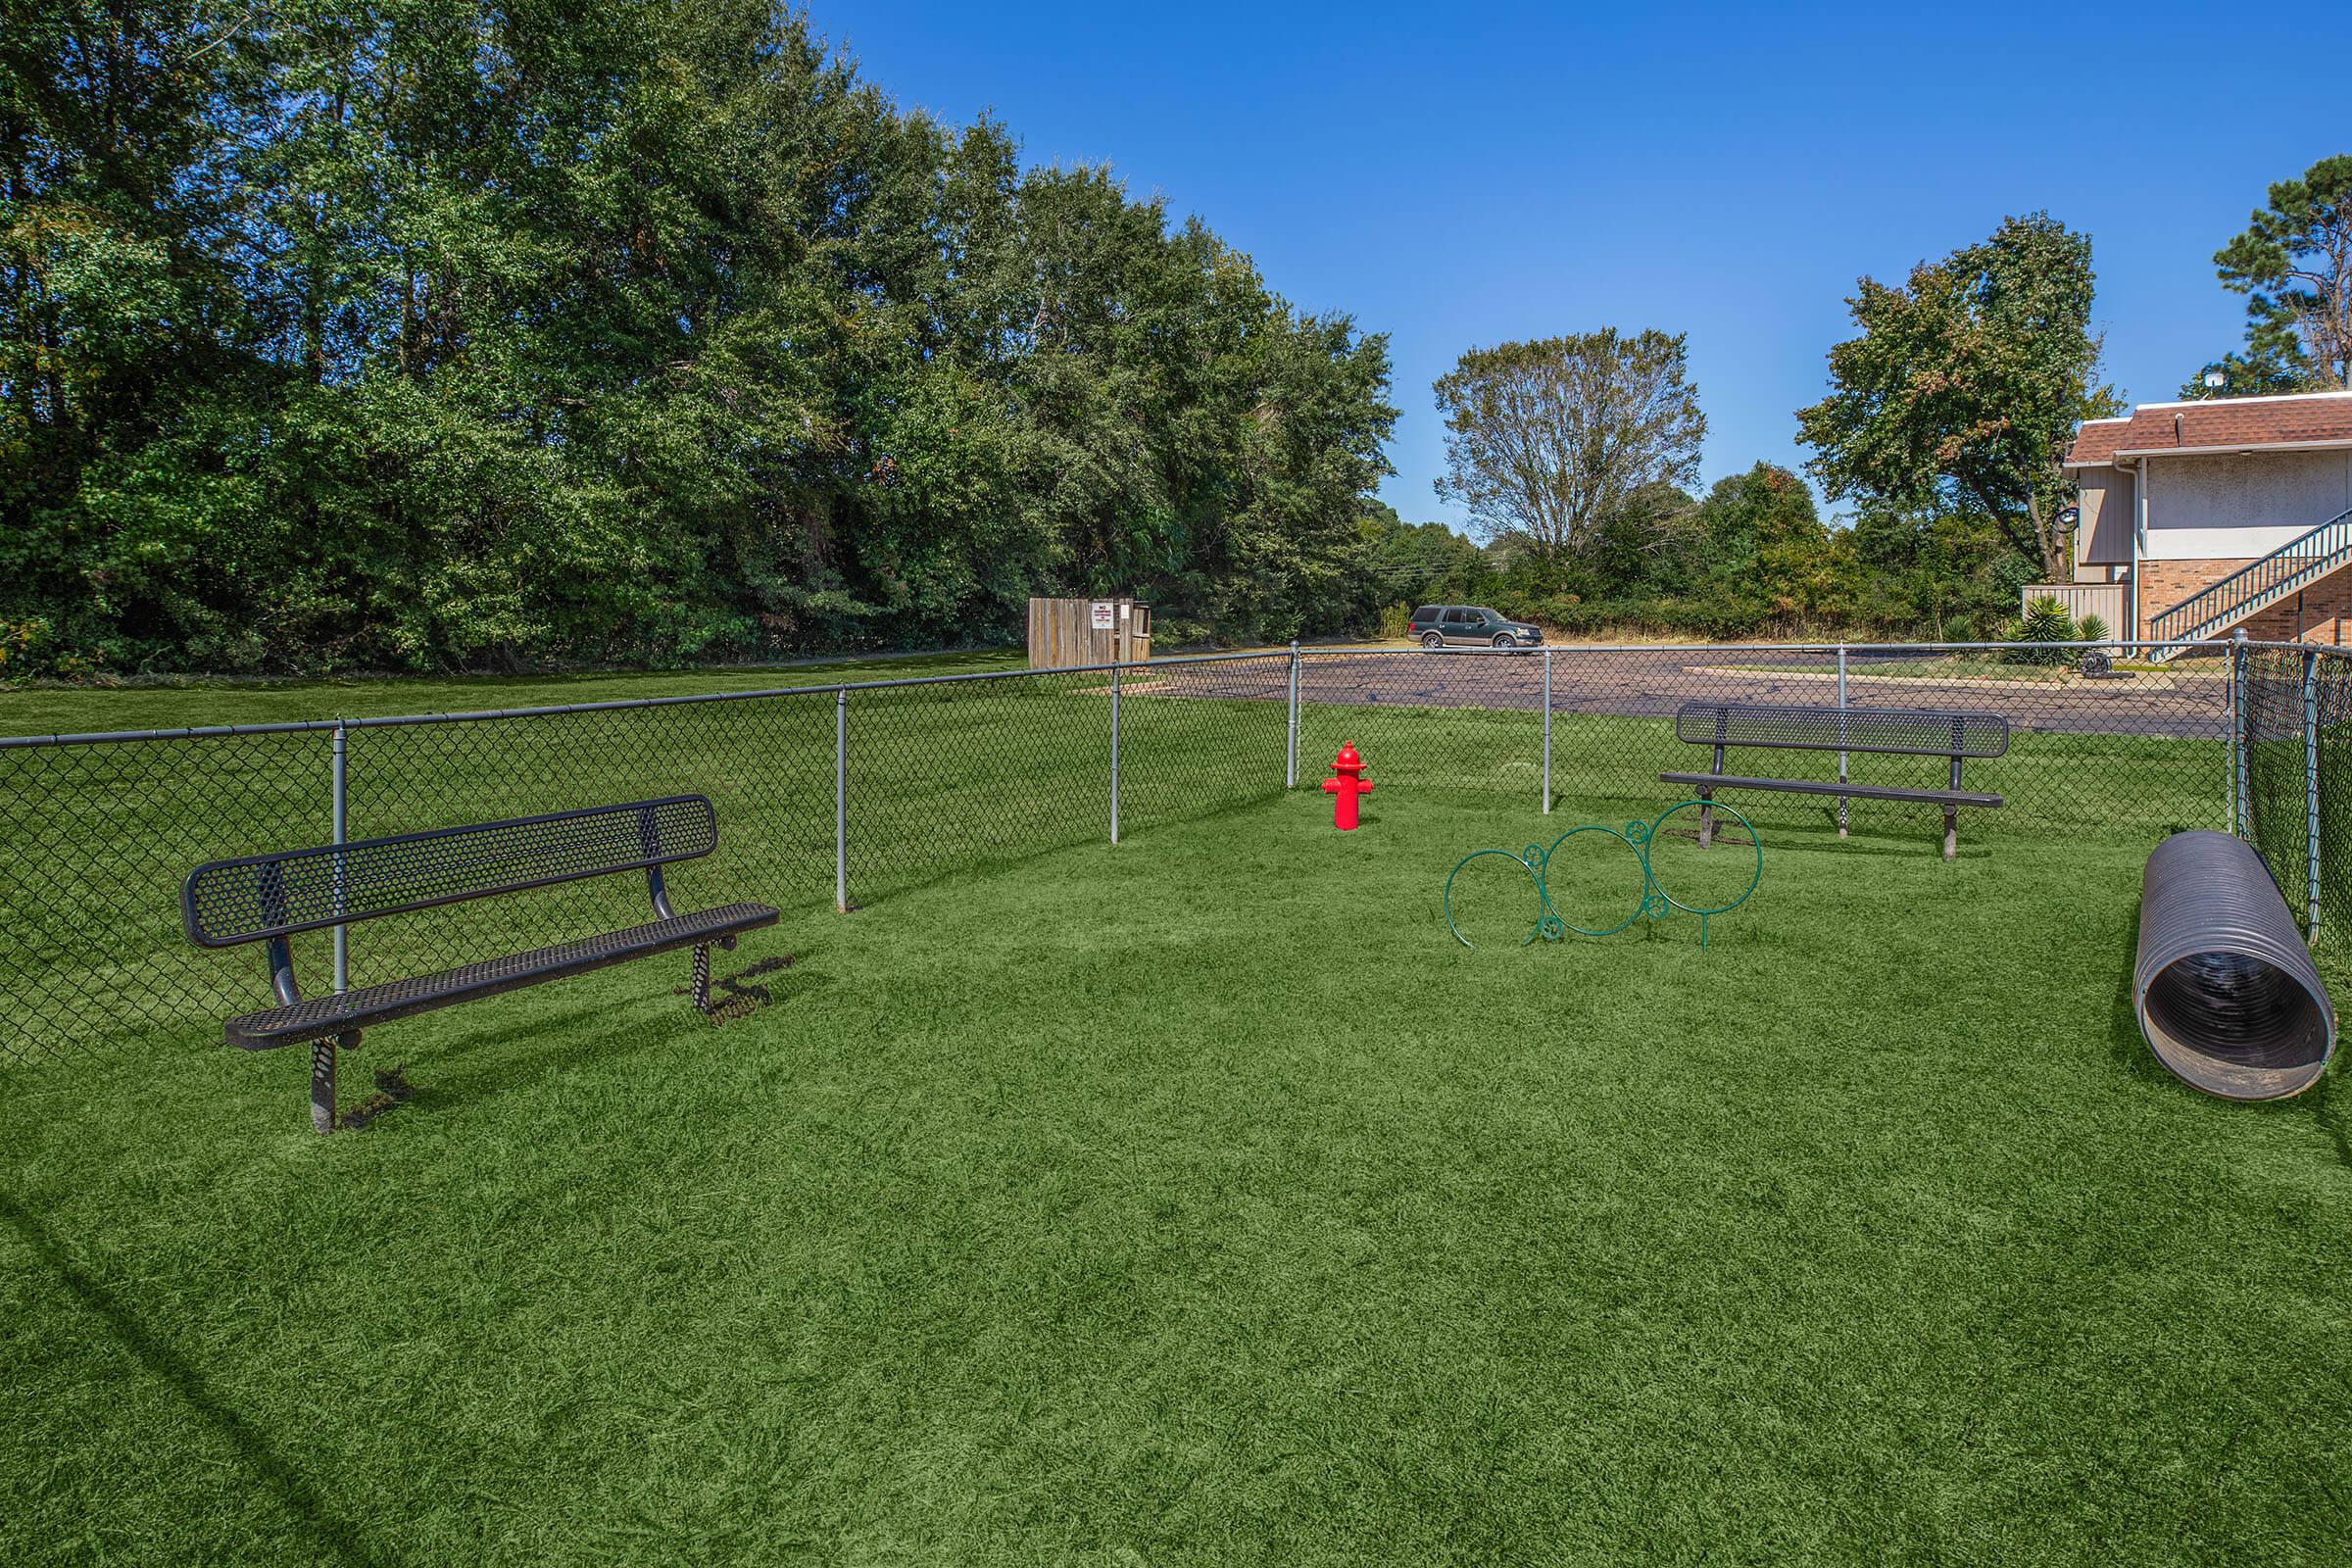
[1410,606,1439,622]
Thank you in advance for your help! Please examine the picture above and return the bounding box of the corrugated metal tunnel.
[2135,831,2336,1101]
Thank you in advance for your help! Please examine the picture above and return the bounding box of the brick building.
[2047,390,2352,653]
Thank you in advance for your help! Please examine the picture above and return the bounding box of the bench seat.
[1660,772,2003,808]
[225,902,777,1048]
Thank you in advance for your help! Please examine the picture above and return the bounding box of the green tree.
[1579,480,1701,596]
[0,0,274,669]
[1847,501,2026,640]
[1335,502,1490,626]
[2178,352,2310,401]
[0,0,1397,673]
[2191,154,2352,396]
[1690,464,1853,623]
[1797,213,2121,582]
[1432,328,1704,558]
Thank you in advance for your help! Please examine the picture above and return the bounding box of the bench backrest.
[1673,703,2009,759]
[182,795,719,949]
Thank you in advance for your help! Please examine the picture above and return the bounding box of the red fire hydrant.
[1322,741,1374,830]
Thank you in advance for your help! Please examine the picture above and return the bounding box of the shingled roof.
[2065,392,2352,466]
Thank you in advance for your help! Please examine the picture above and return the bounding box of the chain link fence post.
[1541,647,1552,814]
[2231,629,2250,838]
[1109,660,1122,845]
[2226,638,2239,837]
[835,688,849,913]
[2306,646,2322,937]
[1836,642,1849,838]
[1286,641,1300,789]
[330,719,350,994]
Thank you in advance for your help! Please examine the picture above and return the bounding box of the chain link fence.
[1,637,2330,1075]
[1290,642,2233,849]
[2238,640,2352,965]
[0,654,1291,1070]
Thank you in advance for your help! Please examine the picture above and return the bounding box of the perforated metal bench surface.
[181,795,778,1131]
[224,903,777,1046]
[183,796,728,946]
[1658,772,2001,808]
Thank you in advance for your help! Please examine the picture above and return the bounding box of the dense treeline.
[1,1,1396,674]
[1372,466,2034,644]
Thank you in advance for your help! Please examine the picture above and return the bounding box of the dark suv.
[1408,604,1543,649]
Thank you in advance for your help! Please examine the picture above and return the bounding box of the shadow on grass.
[1728,818,1998,862]
[370,949,829,1126]
[686,953,797,1022]
[2107,898,2177,1093]
[0,1189,382,1567]
[849,784,1288,907]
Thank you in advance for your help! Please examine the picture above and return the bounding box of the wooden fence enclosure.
[2018,581,2128,632]
[1027,597,1152,668]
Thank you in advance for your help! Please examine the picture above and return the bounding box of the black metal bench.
[1661,702,2009,860]
[181,795,778,1133]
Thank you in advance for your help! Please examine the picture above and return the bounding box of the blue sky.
[830,1,2352,529]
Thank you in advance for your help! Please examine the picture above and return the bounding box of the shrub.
[2078,613,2110,644]
[2002,595,2077,664]
[1150,615,1218,651]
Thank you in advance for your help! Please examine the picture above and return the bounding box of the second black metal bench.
[181,795,778,1132]
[1661,701,2009,859]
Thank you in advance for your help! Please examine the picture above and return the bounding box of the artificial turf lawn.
[6,780,2352,1565]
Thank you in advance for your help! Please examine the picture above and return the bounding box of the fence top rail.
[1297,639,2256,657]
[0,647,1294,750]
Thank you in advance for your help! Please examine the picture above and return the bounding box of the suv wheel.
[1421,631,1444,649]
[1491,631,1516,648]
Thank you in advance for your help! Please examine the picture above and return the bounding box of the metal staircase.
[2144,503,2352,659]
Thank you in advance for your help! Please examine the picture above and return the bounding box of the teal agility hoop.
[1442,848,1551,948]
[1642,800,1764,945]
[1445,799,1761,950]
[1537,824,1649,938]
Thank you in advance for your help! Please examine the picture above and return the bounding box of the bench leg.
[690,943,712,1014]
[310,1039,336,1134]
[308,1031,359,1135]
[1942,807,1957,862]
[1698,795,1714,851]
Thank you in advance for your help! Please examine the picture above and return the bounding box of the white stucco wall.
[2139,449,2352,561]
[2074,466,2134,571]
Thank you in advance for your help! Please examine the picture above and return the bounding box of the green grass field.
[5,667,2348,1565]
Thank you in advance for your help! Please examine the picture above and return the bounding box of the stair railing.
[2147,503,2352,645]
